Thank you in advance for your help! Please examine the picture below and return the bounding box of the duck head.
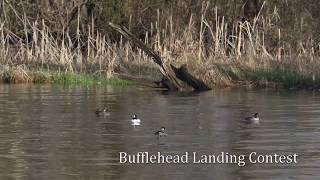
[132,114,137,119]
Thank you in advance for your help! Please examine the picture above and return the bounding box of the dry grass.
[0,3,320,89]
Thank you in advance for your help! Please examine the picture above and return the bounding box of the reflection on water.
[0,84,319,179]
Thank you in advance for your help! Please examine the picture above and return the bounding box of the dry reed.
[0,2,319,88]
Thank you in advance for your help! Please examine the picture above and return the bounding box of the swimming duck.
[131,114,141,126]
[245,113,259,122]
[155,127,167,136]
[95,107,110,116]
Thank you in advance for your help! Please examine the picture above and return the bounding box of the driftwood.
[170,64,210,91]
[109,22,210,92]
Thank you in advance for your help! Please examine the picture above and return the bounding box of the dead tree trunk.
[109,23,210,92]
[170,64,211,92]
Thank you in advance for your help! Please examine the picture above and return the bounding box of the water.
[0,84,319,180]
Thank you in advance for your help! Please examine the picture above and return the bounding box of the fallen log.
[109,22,211,92]
[171,64,211,91]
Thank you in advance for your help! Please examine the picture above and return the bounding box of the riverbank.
[0,65,132,86]
[188,56,320,90]
[0,57,319,90]
[1,43,318,89]
[1,9,319,89]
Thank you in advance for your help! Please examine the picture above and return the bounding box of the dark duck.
[95,107,110,116]
[244,113,259,122]
[155,127,167,137]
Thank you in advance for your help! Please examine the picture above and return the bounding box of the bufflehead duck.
[95,107,110,116]
[131,114,141,126]
[155,127,167,136]
[245,113,259,122]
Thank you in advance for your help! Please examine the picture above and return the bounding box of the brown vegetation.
[0,1,320,89]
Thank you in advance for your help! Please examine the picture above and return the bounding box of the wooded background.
[1,0,320,46]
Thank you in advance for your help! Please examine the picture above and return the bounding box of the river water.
[0,84,319,180]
